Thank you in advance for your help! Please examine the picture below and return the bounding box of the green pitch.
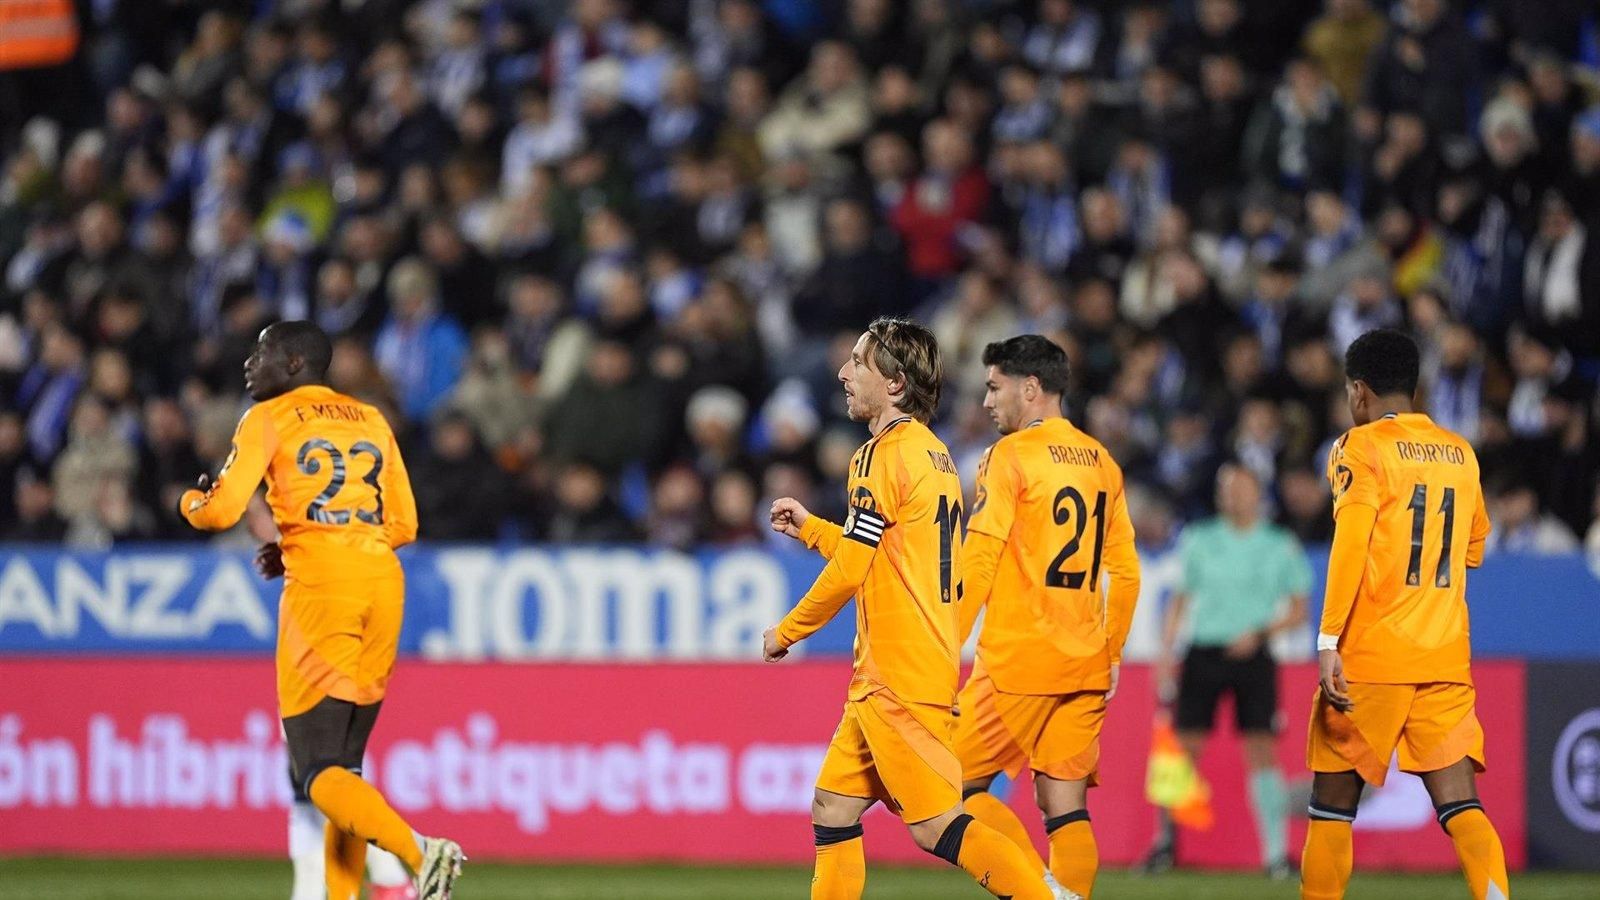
[4,858,1597,899]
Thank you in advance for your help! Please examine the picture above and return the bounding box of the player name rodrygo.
[1394,441,1467,465]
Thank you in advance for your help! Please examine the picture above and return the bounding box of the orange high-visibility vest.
[0,0,79,71]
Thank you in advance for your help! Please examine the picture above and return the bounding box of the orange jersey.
[1324,413,1490,685]
[777,417,965,706]
[181,384,418,582]
[964,418,1140,695]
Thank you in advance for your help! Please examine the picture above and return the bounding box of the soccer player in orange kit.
[180,321,463,900]
[764,318,1053,900]
[1301,329,1508,900]
[953,335,1140,900]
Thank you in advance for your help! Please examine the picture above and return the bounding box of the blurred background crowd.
[2,0,1599,557]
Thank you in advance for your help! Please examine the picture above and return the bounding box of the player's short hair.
[982,334,1070,397]
[1343,328,1419,398]
[268,320,333,380]
[864,317,941,422]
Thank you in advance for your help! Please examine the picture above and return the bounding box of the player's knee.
[300,760,350,798]
[1419,757,1478,807]
[810,791,859,828]
[1033,772,1088,815]
[1308,771,1363,823]
[913,811,971,861]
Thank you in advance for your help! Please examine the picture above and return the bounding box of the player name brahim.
[290,403,369,423]
[1048,444,1101,467]
[1394,441,1467,465]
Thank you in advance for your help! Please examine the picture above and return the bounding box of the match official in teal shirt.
[1144,464,1311,879]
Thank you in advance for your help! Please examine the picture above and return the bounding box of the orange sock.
[811,824,865,900]
[938,815,1052,900]
[309,766,424,872]
[324,819,366,900]
[1439,804,1509,899]
[965,790,1047,876]
[1301,806,1355,900]
[1046,811,1098,898]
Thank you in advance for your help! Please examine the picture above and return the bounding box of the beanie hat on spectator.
[1479,97,1536,147]
[687,386,749,435]
[761,380,820,444]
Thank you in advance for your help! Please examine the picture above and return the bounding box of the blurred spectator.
[1361,0,1478,138]
[1302,0,1386,108]
[18,323,85,462]
[1277,466,1333,542]
[647,464,707,551]
[684,385,750,480]
[796,198,906,337]
[758,41,870,166]
[1015,140,1080,275]
[708,468,761,545]
[546,461,638,543]
[1243,58,1348,193]
[313,257,385,340]
[374,258,470,424]
[544,340,663,475]
[137,397,203,539]
[1523,190,1600,354]
[1424,320,1498,445]
[502,86,582,199]
[1485,473,1580,555]
[450,329,539,463]
[1329,267,1401,355]
[890,119,989,288]
[6,466,69,542]
[933,272,1021,404]
[52,396,136,525]
[1022,0,1104,76]
[412,409,509,542]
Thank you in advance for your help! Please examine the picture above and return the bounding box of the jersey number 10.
[935,495,963,604]
[1047,486,1107,590]
[296,438,386,525]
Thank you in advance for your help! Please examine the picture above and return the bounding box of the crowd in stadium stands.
[2,0,1599,558]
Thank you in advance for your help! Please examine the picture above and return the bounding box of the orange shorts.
[814,688,962,824]
[1307,681,1485,786]
[276,571,403,718]
[954,665,1106,785]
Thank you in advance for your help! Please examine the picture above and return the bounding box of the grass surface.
[2,858,1598,899]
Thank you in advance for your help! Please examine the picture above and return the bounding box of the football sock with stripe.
[1046,809,1098,898]
[323,819,366,900]
[811,824,865,900]
[1300,803,1355,899]
[964,788,1048,876]
[933,814,1053,899]
[1438,802,1509,900]
[308,766,425,872]
[1250,768,1289,867]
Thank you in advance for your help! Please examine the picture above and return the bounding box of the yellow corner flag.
[1145,712,1214,831]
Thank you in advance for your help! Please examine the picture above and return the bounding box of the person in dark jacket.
[794,197,907,337]
[411,409,510,541]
